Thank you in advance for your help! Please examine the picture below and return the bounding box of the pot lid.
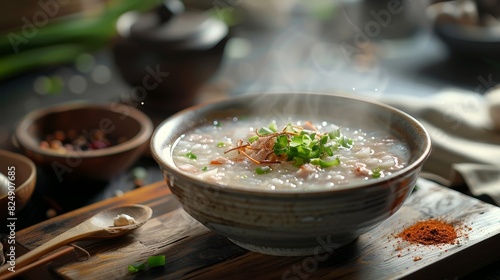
[128,2,228,50]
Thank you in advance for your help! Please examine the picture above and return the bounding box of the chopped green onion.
[293,157,305,167]
[257,126,275,135]
[229,122,354,170]
[273,134,289,155]
[185,151,197,159]
[372,167,381,178]
[290,134,309,147]
[268,121,278,133]
[340,136,353,148]
[329,129,341,138]
[256,166,272,174]
[217,142,226,148]
[324,145,334,157]
[310,157,340,168]
[128,255,166,274]
[147,255,166,267]
[411,185,419,193]
[320,134,329,145]
[202,166,208,171]
[296,145,311,158]
[248,135,259,143]
[128,262,146,273]
[284,123,296,133]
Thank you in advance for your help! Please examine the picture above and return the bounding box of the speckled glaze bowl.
[151,92,431,256]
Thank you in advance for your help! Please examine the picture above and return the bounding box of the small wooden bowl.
[14,102,154,182]
[0,150,37,219]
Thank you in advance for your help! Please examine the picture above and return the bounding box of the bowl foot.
[228,238,354,257]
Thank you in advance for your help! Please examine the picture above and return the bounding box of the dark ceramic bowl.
[15,102,153,182]
[151,92,432,256]
[0,150,36,219]
[433,23,500,59]
[427,0,500,59]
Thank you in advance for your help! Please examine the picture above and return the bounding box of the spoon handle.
[0,225,91,277]
[0,246,74,280]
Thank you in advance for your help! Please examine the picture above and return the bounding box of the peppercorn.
[39,129,126,152]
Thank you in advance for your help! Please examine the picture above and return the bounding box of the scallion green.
[185,151,197,160]
[256,166,272,174]
[128,262,146,273]
[147,255,166,267]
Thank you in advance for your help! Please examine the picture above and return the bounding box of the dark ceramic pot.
[112,2,230,122]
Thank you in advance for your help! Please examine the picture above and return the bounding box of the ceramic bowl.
[151,92,432,256]
[427,0,500,59]
[0,150,37,219]
[15,102,153,182]
[433,23,500,59]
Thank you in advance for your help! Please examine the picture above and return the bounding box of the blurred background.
[1,0,500,238]
[1,0,500,134]
[1,0,500,277]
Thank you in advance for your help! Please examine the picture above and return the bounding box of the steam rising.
[243,92,394,135]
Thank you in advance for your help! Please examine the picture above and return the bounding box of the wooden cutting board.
[13,178,500,280]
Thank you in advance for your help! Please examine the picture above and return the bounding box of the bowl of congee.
[151,92,431,256]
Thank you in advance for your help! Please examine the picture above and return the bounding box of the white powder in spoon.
[113,214,137,226]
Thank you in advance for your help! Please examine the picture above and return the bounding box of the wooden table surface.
[9,178,500,280]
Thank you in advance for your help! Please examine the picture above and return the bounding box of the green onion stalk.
[0,0,160,81]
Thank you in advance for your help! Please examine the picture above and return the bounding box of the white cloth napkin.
[380,88,500,205]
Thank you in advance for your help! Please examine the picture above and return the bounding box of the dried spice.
[40,129,127,153]
[398,219,457,245]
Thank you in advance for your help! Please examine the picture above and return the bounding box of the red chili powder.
[398,219,457,245]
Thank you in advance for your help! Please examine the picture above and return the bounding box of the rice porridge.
[172,118,409,191]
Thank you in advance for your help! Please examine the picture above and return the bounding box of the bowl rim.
[151,92,432,196]
[0,149,36,200]
[14,101,154,158]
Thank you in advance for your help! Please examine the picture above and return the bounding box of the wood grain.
[12,179,500,280]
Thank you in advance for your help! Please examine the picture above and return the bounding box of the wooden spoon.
[0,204,153,277]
